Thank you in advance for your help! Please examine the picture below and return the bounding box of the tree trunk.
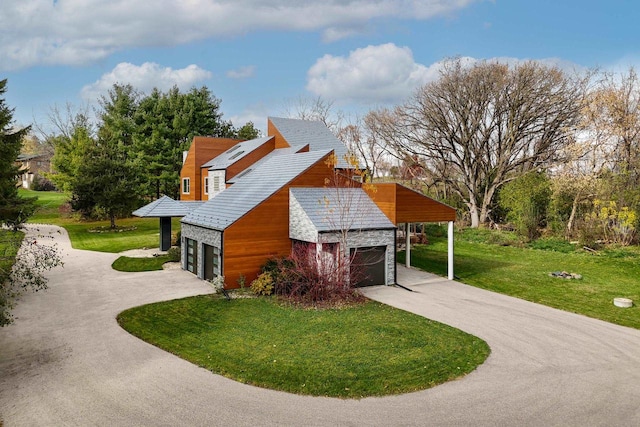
[468,202,480,228]
[110,213,116,229]
[566,192,580,238]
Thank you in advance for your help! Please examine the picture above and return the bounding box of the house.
[134,117,456,289]
[16,152,52,189]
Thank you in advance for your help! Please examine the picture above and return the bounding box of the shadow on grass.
[398,243,511,279]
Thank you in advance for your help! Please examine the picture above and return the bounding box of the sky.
[2,0,640,136]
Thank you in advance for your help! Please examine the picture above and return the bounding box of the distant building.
[16,153,52,189]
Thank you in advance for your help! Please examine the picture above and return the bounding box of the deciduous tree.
[379,59,583,227]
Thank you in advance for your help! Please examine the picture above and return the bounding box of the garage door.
[350,246,386,287]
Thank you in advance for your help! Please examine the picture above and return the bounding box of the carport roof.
[132,196,205,218]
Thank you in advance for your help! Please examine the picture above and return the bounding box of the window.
[213,175,220,192]
[204,177,209,195]
[228,150,245,161]
[185,239,198,274]
[212,246,220,276]
[182,177,190,194]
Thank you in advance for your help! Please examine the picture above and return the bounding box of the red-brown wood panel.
[267,119,292,149]
[179,137,241,200]
[365,183,455,224]
[222,153,335,288]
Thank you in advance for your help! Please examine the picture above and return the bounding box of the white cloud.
[306,43,441,104]
[80,62,212,102]
[306,44,584,105]
[0,0,480,70]
[226,66,256,79]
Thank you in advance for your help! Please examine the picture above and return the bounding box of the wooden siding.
[222,154,335,288]
[179,137,240,200]
[365,183,456,224]
[267,118,292,149]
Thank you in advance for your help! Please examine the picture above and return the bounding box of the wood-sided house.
[134,117,456,289]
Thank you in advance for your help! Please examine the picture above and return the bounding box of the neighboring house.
[134,117,456,289]
[16,153,52,189]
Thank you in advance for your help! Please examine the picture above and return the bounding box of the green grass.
[111,255,173,272]
[400,231,640,329]
[19,189,181,253]
[0,230,24,283]
[19,189,69,224]
[118,296,490,398]
[62,217,181,253]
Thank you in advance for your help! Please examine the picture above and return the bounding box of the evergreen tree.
[0,79,35,229]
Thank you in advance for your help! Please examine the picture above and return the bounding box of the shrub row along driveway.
[1,225,639,426]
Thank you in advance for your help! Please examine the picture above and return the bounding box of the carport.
[364,183,457,280]
[132,196,205,251]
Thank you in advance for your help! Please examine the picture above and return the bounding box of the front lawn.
[400,231,640,329]
[118,296,490,398]
[20,189,180,253]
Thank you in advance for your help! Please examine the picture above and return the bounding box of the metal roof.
[201,136,273,170]
[132,196,205,218]
[226,144,308,184]
[290,187,394,232]
[268,117,351,168]
[182,149,332,230]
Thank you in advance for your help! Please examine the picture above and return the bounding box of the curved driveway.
[1,225,640,426]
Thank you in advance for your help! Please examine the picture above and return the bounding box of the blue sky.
[2,0,639,135]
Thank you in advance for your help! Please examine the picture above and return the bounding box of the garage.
[350,246,387,287]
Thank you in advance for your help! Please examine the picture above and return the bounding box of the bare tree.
[336,115,392,180]
[282,95,344,133]
[378,59,583,227]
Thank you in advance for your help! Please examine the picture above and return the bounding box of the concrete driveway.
[1,224,640,426]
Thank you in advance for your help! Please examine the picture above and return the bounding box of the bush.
[270,243,365,305]
[166,247,181,262]
[250,272,274,296]
[31,176,57,191]
[499,172,551,241]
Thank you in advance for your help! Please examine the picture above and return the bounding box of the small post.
[447,220,454,280]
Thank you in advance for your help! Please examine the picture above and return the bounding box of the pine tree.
[0,79,35,229]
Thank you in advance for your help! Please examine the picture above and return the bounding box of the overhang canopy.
[132,195,205,218]
[364,183,456,224]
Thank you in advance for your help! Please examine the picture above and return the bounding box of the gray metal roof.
[268,117,351,168]
[132,196,205,218]
[290,187,394,232]
[226,144,308,184]
[182,149,332,230]
[201,136,273,170]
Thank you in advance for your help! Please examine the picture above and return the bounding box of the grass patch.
[118,297,490,398]
[111,255,173,272]
[0,230,24,282]
[19,189,181,253]
[400,234,640,329]
[19,189,69,224]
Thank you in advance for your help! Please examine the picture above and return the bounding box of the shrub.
[166,247,181,262]
[499,172,551,241]
[270,243,366,305]
[250,272,274,296]
[31,176,57,191]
